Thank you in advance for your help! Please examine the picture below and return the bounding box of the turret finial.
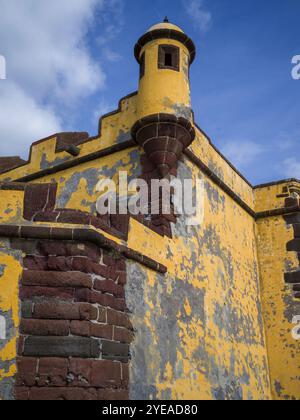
[163,16,169,23]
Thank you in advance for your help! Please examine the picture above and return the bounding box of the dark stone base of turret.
[131,113,195,178]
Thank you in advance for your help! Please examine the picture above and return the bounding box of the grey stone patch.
[283,286,300,321]
[254,269,267,345]
[0,309,17,352]
[209,352,245,401]
[130,384,158,401]
[0,264,6,276]
[240,367,250,386]
[207,159,224,182]
[99,149,141,182]
[159,388,172,400]
[0,207,22,224]
[4,207,13,215]
[40,153,69,170]
[213,298,263,347]
[126,262,207,400]
[274,380,283,397]
[173,103,192,120]
[57,168,99,209]
[0,377,15,400]
[244,351,268,397]
[0,247,22,260]
[205,181,225,214]
[116,130,131,145]
[162,97,192,120]
[213,382,243,401]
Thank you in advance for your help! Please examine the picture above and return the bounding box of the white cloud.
[0,0,123,158]
[101,47,122,63]
[183,0,212,32]
[0,81,62,158]
[93,98,114,124]
[221,140,264,169]
[282,158,300,179]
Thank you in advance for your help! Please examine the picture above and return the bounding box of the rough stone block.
[23,337,100,358]
[101,340,130,362]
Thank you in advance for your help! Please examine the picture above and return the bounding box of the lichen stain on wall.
[0,249,22,400]
[126,160,271,400]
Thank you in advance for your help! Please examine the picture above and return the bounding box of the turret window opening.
[165,52,173,67]
[158,45,180,72]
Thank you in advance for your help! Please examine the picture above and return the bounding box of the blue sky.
[0,0,299,185]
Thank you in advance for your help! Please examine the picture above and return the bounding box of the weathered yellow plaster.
[0,20,299,401]
[137,38,192,121]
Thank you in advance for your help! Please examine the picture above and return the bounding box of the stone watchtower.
[0,19,299,401]
[132,18,196,178]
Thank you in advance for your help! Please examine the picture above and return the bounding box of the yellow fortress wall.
[0,19,299,400]
[255,184,300,400]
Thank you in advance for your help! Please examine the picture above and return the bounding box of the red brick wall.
[13,239,133,400]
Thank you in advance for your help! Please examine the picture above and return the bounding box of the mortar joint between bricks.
[36,358,40,375]
[99,250,104,265]
[95,306,100,322]
[121,362,126,381]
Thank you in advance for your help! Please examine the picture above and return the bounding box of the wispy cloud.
[93,98,114,123]
[0,0,124,158]
[183,0,212,32]
[96,0,124,60]
[101,47,122,63]
[221,140,264,169]
[282,158,300,179]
